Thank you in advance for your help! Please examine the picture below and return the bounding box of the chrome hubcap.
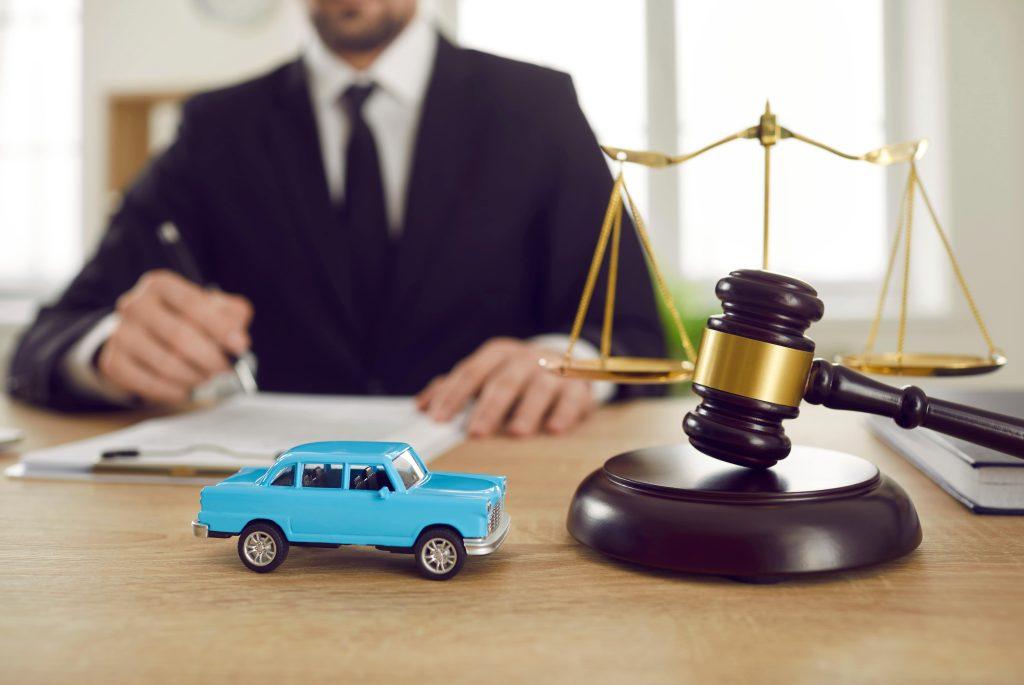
[422,538,458,574]
[243,531,277,566]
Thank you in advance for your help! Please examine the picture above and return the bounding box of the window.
[456,0,650,219]
[0,0,82,295]
[348,464,394,492]
[301,463,344,488]
[454,0,918,316]
[391,449,425,489]
[674,0,887,295]
[270,465,295,487]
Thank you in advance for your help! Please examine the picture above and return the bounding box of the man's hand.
[416,338,596,438]
[97,270,253,405]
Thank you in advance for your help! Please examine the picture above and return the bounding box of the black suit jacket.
[7,37,665,410]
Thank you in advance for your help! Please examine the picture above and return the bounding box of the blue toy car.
[191,441,510,580]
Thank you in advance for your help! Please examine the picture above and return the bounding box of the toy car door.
[286,462,348,541]
[329,463,411,545]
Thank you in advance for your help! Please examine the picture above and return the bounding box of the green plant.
[653,277,717,396]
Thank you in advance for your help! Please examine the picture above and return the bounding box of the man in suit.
[7,0,664,437]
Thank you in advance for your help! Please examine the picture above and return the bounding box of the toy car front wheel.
[238,522,289,573]
[414,528,466,580]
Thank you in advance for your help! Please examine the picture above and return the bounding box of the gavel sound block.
[568,270,1024,579]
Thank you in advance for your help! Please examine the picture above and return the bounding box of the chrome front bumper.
[464,512,510,556]
[191,520,209,538]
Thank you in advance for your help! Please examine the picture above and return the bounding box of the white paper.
[8,393,464,483]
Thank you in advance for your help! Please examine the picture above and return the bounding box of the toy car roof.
[276,441,412,465]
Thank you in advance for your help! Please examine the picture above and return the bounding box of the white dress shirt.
[62,16,610,404]
[304,13,436,233]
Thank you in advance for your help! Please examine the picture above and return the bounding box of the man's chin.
[316,17,408,54]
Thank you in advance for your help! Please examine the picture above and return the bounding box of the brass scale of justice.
[545,101,1005,384]
[542,103,1024,580]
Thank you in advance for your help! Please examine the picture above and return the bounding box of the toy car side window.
[375,468,395,492]
[301,463,343,489]
[348,464,372,490]
[348,464,395,491]
[270,465,295,487]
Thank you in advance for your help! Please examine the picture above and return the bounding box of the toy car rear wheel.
[238,522,289,573]
[414,528,466,580]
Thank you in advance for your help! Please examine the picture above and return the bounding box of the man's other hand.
[97,270,253,405]
[415,338,596,438]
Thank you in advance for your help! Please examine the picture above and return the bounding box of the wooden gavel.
[683,269,1024,469]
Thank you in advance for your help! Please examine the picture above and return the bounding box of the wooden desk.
[2,394,1022,684]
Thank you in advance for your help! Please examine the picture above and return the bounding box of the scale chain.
[863,167,913,356]
[600,196,623,359]
[563,174,624,365]
[620,182,698,362]
[897,164,917,363]
[862,162,1000,365]
[913,168,1000,356]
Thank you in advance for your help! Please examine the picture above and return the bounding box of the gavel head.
[683,270,824,469]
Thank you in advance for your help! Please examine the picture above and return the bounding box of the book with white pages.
[6,393,464,484]
[867,389,1024,514]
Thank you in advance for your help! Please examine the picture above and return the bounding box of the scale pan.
[540,356,694,384]
[835,351,1007,377]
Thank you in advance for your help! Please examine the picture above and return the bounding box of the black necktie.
[340,83,390,358]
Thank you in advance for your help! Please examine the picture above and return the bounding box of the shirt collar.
[304,13,437,109]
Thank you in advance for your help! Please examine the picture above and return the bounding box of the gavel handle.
[804,359,1024,458]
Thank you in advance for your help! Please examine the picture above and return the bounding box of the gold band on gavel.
[692,329,814,408]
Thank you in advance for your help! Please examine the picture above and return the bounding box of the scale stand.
[589,102,1006,378]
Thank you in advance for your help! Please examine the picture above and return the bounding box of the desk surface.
[2,394,1023,685]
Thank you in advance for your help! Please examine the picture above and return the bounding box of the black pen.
[156,222,258,394]
[100,445,276,460]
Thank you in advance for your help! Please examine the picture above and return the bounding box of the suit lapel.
[386,38,481,324]
[266,60,360,331]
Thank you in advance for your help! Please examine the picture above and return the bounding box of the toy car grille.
[488,498,503,534]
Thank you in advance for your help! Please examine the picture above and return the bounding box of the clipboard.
[7,393,464,483]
